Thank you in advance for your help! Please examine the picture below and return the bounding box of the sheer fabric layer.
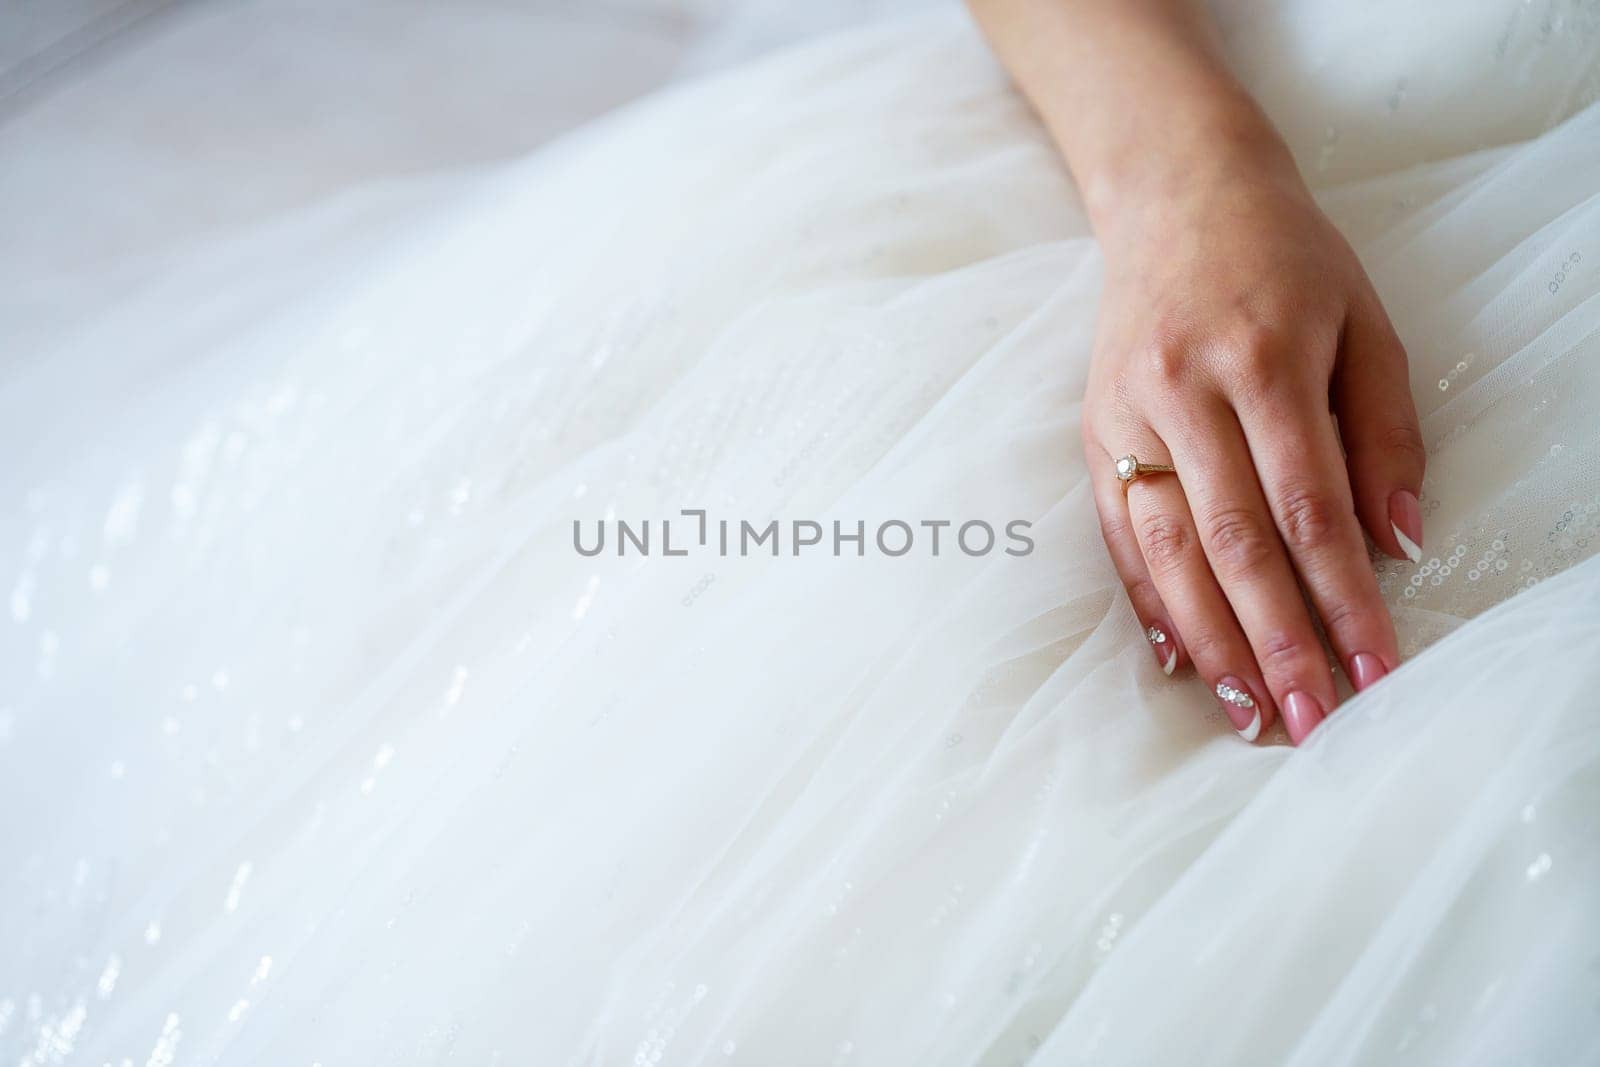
[2,6,1599,1066]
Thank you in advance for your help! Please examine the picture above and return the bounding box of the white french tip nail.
[1162,648,1177,676]
[1236,708,1262,743]
[1392,522,1422,564]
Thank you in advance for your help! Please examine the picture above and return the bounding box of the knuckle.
[1139,341,1190,387]
[1180,625,1230,667]
[1136,512,1194,571]
[1222,323,1317,408]
[1254,629,1309,674]
[1097,507,1134,547]
[1378,423,1427,465]
[1274,486,1345,552]
[1315,594,1366,639]
[1201,506,1277,575]
[1230,324,1286,377]
[1230,370,1286,410]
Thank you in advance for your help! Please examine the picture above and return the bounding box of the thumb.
[1333,298,1426,563]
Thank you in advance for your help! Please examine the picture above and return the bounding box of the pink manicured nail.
[1282,691,1325,745]
[1145,622,1179,676]
[1349,652,1388,692]
[1215,677,1261,741]
[1388,489,1423,563]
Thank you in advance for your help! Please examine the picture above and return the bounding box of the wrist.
[1074,93,1305,243]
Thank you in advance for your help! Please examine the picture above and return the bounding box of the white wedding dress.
[3,2,1599,1065]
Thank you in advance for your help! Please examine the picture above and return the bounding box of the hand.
[1082,146,1425,743]
[968,0,1426,743]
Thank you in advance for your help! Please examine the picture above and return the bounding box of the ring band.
[1114,454,1176,488]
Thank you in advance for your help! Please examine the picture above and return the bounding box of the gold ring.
[1114,454,1176,489]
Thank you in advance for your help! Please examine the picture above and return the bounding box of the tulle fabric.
[2,4,1599,1065]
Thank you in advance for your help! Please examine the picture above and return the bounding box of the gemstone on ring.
[1115,455,1139,482]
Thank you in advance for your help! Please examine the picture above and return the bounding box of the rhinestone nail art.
[1146,625,1177,675]
[1215,679,1261,741]
[1216,682,1255,709]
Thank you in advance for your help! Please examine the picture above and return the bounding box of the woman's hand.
[1083,145,1423,743]
[969,0,1425,742]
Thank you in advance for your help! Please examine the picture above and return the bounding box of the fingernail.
[1349,652,1387,692]
[1146,622,1179,676]
[1282,691,1325,745]
[1215,677,1261,741]
[1388,489,1423,563]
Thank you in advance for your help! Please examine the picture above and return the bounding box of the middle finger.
[1155,397,1339,743]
